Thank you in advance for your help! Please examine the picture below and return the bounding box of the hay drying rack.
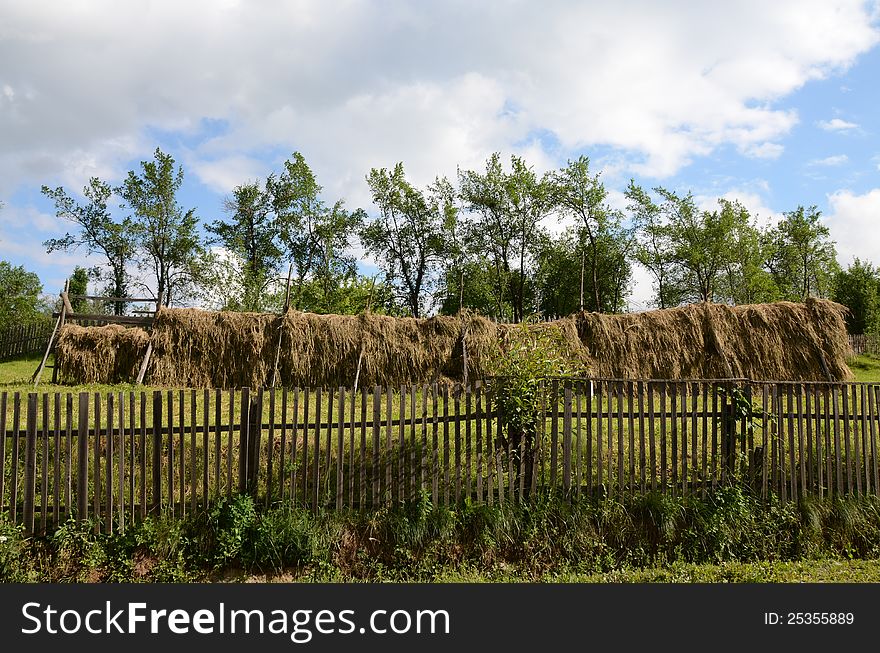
[31,280,161,387]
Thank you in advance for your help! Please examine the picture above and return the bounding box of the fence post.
[23,393,38,535]
[248,390,262,495]
[722,398,737,482]
[238,388,251,494]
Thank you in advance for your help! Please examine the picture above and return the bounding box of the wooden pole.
[134,342,153,385]
[271,264,293,389]
[353,275,377,393]
[32,279,69,387]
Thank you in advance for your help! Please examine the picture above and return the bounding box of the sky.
[1,0,879,311]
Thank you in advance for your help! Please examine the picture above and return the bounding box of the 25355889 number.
[786,613,854,625]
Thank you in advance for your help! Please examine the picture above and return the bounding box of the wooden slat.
[227,388,235,497]
[40,393,49,534]
[805,385,814,495]
[860,385,869,496]
[93,393,102,530]
[486,385,494,507]
[452,387,461,503]
[10,393,21,524]
[23,393,37,534]
[842,384,852,495]
[680,382,688,497]
[202,389,209,506]
[442,386,450,506]
[313,386,322,511]
[324,388,332,504]
[575,382,583,497]
[372,387,380,508]
[646,382,654,492]
[350,387,358,507]
[815,385,823,500]
[336,387,345,510]
[431,385,439,505]
[659,384,667,492]
[78,392,90,521]
[291,389,300,508]
[777,383,786,502]
[711,384,719,489]
[399,386,407,503]
[616,381,624,495]
[475,384,483,503]
[852,385,861,496]
[700,383,708,497]
[267,388,276,506]
[797,386,806,497]
[385,387,392,505]
[872,386,880,497]
[360,387,368,508]
[410,386,418,501]
[190,389,198,514]
[670,383,677,496]
[596,381,604,494]
[150,390,162,516]
[550,379,559,490]
[213,389,221,500]
[237,389,248,495]
[129,392,136,527]
[761,385,769,499]
[140,393,147,520]
[279,388,287,503]
[117,392,125,531]
[495,390,505,505]
[586,381,594,497]
[627,380,635,497]
[105,393,114,533]
[691,382,698,497]
[638,381,646,493]
[1,394,9,518]
[563,382,572,495]
[178,390,186,517]
[53,393,61,526]
[465,386,472,502]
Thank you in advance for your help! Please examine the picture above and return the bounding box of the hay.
[54,323,150,384]
[560,298,852,381]
[53,298,852,387]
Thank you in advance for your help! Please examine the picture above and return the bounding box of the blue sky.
[1,0,879,311]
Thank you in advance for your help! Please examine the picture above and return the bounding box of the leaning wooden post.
[271,264,294,389]
[353,275,377,394]
[33,279,69,387]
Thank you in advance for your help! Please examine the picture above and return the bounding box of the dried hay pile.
[53,298,852,387]
[55,323,150,384]
[562,298,852,381]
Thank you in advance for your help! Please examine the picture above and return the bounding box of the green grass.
[847,354,880,383]
[4,490,880,583]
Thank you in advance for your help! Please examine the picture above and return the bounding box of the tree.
[206,181,280,311]
[270,153,362,313]
[361,163,449,317]
[766,206,839,301]
[42,178,135,315]
[0,261,45,330]
[552,157,633,312]
[66,266,90,313]
[535,228,631,317]
[626,182,681,309]
[120,148,206,307]
[833,259,880,334]
[458,153,553,322]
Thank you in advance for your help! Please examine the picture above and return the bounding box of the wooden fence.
[849,334,880,357]
[0,322,53,361]
[2,378,880,535]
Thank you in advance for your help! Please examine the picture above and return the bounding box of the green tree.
[120,148,206,307]
[833,258,880,334]
[66,266,90,313]
[458,153,553,322]
[42,178,135,315]
[766,206,839,301]
[271,153,362,313]
[206,181,280,311]
[552,157,633,312]
[535,228,631,317]
[361,163,450,317]
[626,182,681,309]
[0,262,45,330]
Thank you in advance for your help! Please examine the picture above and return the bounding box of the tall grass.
[2,490,880,582]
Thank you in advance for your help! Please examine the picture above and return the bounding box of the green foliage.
[42,178,135,313]
[0,261,47,330]
[833,258,880,334]
[120,147,206,307]
[766,205,839,301]
[361,163,451,317]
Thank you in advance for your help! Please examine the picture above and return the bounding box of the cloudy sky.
[1,0,879,310]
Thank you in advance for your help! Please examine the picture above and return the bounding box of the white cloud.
[825,188,880,265]
[817,118,860,131]
[809,154,849,166]
[0,0,876,202]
